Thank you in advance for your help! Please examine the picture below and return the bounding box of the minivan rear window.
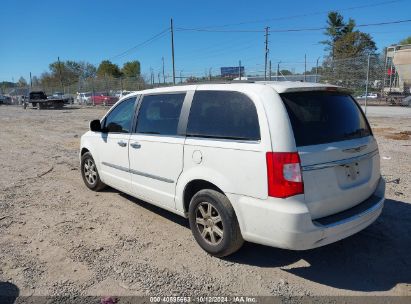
[281,91,371,147]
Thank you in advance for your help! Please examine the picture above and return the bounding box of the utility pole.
[364,53,371,116]
[29,72,32,90]
[158,72,161,85]
[104,73,109,96]
[239,60,241,80]
[316,57,320,83]
[171,18,176,84]
[264,27,270,80]
[162,56,165,84]
[180,70,183,84]
[304,54,307,82]
[91,77,95,106]
[277,61,281,80]
[57,56,64,93]
[269,60,272,81]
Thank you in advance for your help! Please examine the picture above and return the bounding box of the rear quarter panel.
[175,84,275,212]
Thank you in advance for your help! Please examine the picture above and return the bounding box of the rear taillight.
[266,152,304,198]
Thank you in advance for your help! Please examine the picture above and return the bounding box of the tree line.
[1,60,141,93]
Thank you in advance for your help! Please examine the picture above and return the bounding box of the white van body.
[80,82,385,255]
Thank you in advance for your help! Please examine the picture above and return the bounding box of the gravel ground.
[0,105,410,299]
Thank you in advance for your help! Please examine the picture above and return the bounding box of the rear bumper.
[229,177,385,250]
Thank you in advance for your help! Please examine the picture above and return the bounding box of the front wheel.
[188,189,244,257]
[81,152,106,191]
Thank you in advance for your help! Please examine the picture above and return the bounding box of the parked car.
[90,93,118,106]
[401,95,411,107]
[114,90,133,98]
[50,92,74,104]
[77,92,92,104]
[0,95,12,104]
[80,82,385,257]
[356,93,378,99]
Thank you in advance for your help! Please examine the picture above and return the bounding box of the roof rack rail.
[169,80,255,86]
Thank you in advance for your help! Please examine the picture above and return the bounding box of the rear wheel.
[188,189,243,257]
[81,152,106,191]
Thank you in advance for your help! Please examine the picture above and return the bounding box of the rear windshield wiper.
[343,128,369,139]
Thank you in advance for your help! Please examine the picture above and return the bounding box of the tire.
[188,189,244,257]
[80,152,106,191]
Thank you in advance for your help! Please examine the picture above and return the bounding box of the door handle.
[117,140,127,147]
[130,142,141,149]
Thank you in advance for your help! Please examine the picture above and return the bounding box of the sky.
[0,0,410,82]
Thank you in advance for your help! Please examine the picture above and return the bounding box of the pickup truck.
[29,91,65,109]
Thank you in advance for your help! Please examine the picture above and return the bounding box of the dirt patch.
[385,131,411,140]
[64,138,81,150]
[373,127,395,135]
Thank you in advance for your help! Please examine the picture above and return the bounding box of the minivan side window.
[103,97,136,133]
[136,93,185,135]
[187,91,260,140]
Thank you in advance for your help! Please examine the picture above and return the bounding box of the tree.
[186,76,199,83]
[0,81,15,94]
[322,11,355,57]
[31,76,40,88]
[319,12,378,91]
[322,12,376,60]
[280,69,293,76]
[79,62,97,78]
[18,77,27,87]
[333,31,376,59]
[43,60,97,89]
[121,61,141,77]
[49,61,77,86]
[399,36,411,45]
[96,60,122,78]
[65,61,97,79]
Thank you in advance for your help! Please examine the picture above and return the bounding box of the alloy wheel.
[195,202,224,245]
[84,158,97,185]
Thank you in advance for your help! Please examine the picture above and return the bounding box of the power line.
[177,18,411,33]
[177,0,404,30]
[271,18,411,33]
[177,28,262,33]
[109,28,170,61]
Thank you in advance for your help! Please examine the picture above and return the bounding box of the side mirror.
[90,119,102,132]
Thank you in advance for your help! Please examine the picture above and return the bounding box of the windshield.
[281,91,372,147]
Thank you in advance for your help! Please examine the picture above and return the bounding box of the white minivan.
[80,82,385,257]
